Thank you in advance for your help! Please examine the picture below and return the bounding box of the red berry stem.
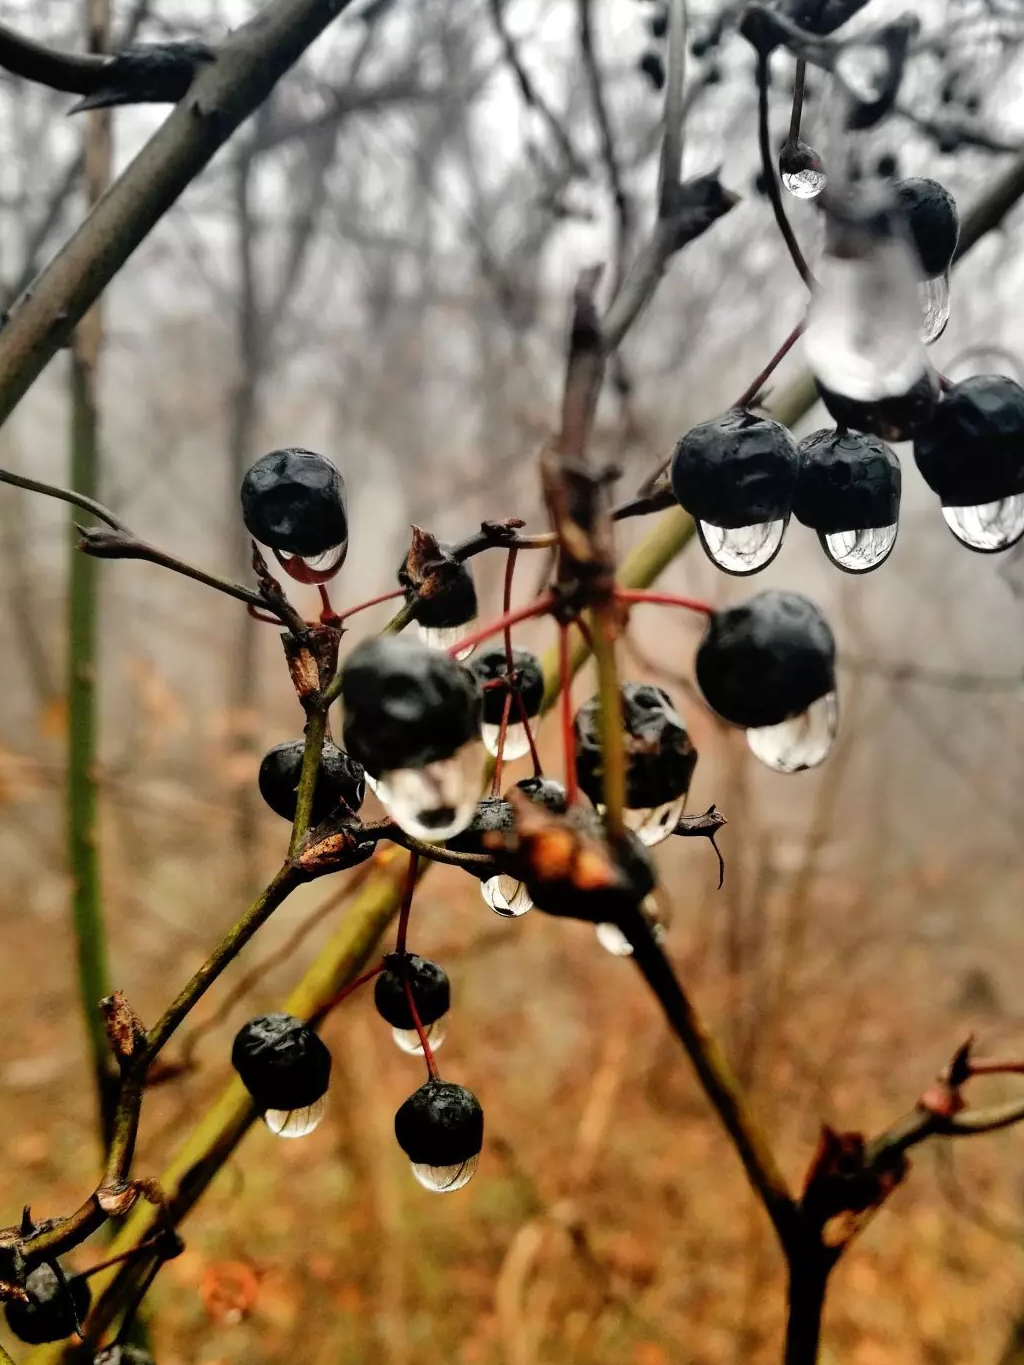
[445,592,556,658]
[616,588,714,617]
[513,686,543,777]
[311,962,386,1023]
[394,853,439,1080]
[335,587,406,623]
[733,319,805,411]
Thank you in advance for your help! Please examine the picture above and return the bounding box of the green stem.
[68,349,114,1141]
[589,604,627,842]
[0,1339,16,1364]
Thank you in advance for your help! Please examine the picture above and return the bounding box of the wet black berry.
[231,1014,331,1112]
[240,449,347,558]
[340,637,481,776]
[398,529,478,631]
[258,740,365,824]
[696,592,835,730]
[639,51,665,89]
[394,1080,484,1167]
[375,955,450,1029]
[795,429,901,533]
[896,177,959,277]
[5,1265,91,1344]
[574,684,697,810]
[913,376,1024,508]
[670,409,801,528]
[469,647,544,724]
[816,369,939,442]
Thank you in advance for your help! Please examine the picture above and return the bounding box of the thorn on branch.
[67,42,216,112]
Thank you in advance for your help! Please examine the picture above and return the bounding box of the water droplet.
[623,794,687,847]
[920,272,950,345]
[804,239,927,401]
[274,542,348,584]
[782,165,827,200]
[411,1154,479,1193]
[481,875,533,918]
[391,1017,448,1056]
[264,1094,327,1139]
[363,770,379,795]
[481,720,530,760]
[376,742,480,841]
[942,496,1024,553]
[595,922,635,956]
[820,524,898,573]
[698,519,786,575]
[746,692,838,773]
[418,621,477,661]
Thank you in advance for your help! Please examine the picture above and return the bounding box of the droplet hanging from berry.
[804,193,929,407]
[670,410,800,574]
[240,448,348,583]
[231,1014,331,1139]
[897,177,959,344]
[779,140,827,200]
[374,954,451,1055]
[794,428,901,573]
[340,637,482,841]
[398,528,479,660]
[696,592,838,773]
[469,646,544,760]
[481,874,533,917]
[394,1080,484,1193]
[574,684,697,845]
[913,375,1024,553]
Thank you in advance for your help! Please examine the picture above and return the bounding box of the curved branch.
[0,20,109,94]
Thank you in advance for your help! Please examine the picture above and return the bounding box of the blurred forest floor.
[4,712,1024,1365]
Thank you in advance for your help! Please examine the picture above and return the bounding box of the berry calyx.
[258,740,365,824]
[5,1265,91,1344]
[469,647,544,722]
[398,528,478,649]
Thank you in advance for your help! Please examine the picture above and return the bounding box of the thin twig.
[756,53,814,289]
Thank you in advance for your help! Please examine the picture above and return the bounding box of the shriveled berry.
[258,740,365,824]
[574,684,697,811]
[398,528,477,631]
[5,1265,91,1344]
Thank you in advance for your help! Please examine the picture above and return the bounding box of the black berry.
[240,449,347,558]
[897,177,959,277]
[469,647,544,724]
[574,684,697,810]
[816,369,939,442]
[670,409,801,528]
[914,375,1024,507]
[231,1014,331,1112]
[258,740,365,824]
[696,592,836,730]
[395,1080,484,1167]
[5,1265,91,1344]
[375,955,450,1029]
[795,429,901,533]
[340,636,481,776]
